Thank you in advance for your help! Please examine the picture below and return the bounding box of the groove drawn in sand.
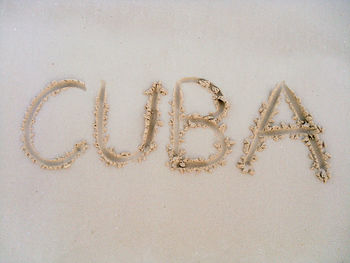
[94,81,167,167]
[167,77,235,173]
[237,82,331,182]
[21,80,88,169]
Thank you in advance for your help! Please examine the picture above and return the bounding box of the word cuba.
[21,77,331,183]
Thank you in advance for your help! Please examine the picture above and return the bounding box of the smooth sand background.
[0,1,350,262]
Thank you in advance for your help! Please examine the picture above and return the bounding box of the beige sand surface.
[0,1,349,262]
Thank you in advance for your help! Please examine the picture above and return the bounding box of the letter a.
[94,81,167,167]
[237,82,331,182]
[167,77,234,173]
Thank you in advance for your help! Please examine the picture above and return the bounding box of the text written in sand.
[21,78,331,183]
